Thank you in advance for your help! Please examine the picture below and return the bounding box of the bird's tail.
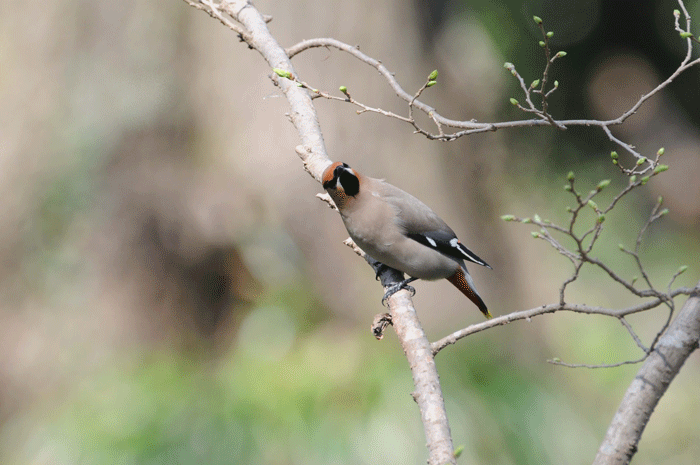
[446,267,492,319]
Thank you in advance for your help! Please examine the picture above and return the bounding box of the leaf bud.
[273,68,292,79]
[596,179,611,190]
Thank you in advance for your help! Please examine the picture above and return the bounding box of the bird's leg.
[374,263,390,280]
[382,277,418,306]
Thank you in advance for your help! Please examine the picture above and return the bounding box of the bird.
[322,161,492,318]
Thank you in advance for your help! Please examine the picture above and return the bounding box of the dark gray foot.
[382,277,418,306]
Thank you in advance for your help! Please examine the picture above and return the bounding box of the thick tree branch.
[593,282,700,465]
[182,2,456,463]
[343,239,457,465]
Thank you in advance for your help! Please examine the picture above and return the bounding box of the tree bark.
[183,2,458,463]
[594,282,700,465]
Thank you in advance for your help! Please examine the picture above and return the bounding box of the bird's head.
[322,162,360,203]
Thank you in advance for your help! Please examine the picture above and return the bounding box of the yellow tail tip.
[484,310,493,319]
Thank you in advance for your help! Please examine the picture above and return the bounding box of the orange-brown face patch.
[322,161,344,187]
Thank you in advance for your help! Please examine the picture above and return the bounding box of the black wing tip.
[470,257,492,269]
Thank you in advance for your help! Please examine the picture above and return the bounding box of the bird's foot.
[381,278,418,306]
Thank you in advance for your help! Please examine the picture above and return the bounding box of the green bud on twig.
[534,214,542,223]
[641,176,650,185]
[501,214,516,222]
[554,80,559,88]
[618,244,625,251]
[531,231,540,238]
[654,164,669,174]
[636,157,646,166]
[546,31,554,38]
[454,445,465,459]
[597,214,605,223]
[531,79,540,89]
[510,98,519,106]
[556,51,567,58]
[428,69,438,81]
[523,218,532,224]
[587,200,598,210]
[273,68,292,79]
[539,41,546,48]
[680,32,694,39]
[596,179,611,190]
[630,175,637,183]
[610,151,618,159]
[567,171,575,181]
[504,62,514,69]
[426,80,437,87]
[339,85,348,94]
[678,265,688,274]
[563,185,572,191]
[659,208,669,216]
[533,15,543,24]
[674,9,681,17]
[657,147,665,156]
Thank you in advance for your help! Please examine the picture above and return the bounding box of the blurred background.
[1,0,699,463]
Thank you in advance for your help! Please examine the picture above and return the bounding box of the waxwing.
[322,162,492,318]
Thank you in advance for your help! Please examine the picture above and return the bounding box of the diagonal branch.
[593,283,700,465]
[182,2,457,463]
